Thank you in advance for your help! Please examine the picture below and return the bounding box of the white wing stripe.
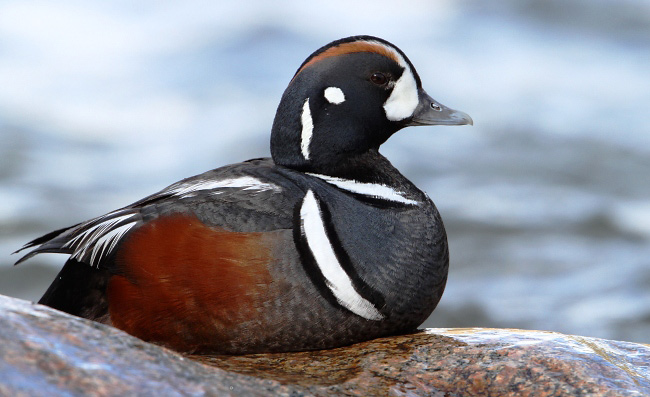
[65,221,105,249]
[300,190,384,321]
[65,176,281,266]
[89,222,136,267]
[168,176,281,198]
[67,213,138,267]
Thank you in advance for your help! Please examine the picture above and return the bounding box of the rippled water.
[1,0,649,343]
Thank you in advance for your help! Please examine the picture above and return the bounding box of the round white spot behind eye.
[324,87,346,105]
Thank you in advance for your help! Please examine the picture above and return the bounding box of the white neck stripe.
[300,190,384,321]
[300,98,313,160]
[307,173,419,205]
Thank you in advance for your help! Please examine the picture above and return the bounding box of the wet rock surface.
[1,294,648,396]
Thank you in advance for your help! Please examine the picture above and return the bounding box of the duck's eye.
[370,72,388,86]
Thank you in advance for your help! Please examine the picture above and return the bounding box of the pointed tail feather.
[13,209,141,268]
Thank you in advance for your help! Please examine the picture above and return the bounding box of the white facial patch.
[324,87,345,104]
[300,98,314,159]
[383,69,419,121]
[360,39,419,122]
[300,189,384,321]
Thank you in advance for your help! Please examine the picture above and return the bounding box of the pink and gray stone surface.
[1,294,648,396]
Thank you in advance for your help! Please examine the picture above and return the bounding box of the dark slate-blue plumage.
[15,35,472,354]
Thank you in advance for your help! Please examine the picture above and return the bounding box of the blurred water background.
[1,0,649,343]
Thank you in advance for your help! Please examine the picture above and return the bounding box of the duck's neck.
[278,149,412,189]
[269,77,400,179]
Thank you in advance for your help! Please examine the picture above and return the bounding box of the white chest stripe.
[300,98,314,160]
[168,176,281,198]
[307,173,419,205]
[300,189,384,321]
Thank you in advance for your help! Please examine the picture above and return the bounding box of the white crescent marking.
[300,98,314,160]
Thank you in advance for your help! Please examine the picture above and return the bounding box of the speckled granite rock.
[1,294,648,396]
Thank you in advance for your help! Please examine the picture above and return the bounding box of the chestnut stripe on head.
[294,40,401,80]
[293,37,421,122]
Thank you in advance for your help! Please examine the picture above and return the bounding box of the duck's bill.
[407,90,473,127]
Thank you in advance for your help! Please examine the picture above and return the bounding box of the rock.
[0,294,648,396]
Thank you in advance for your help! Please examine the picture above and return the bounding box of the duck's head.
[270,35,472,172]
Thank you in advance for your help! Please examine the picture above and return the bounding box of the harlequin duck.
[15,35,472,354]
